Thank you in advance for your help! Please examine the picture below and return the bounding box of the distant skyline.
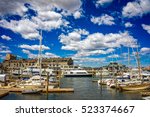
[0,0,150,67]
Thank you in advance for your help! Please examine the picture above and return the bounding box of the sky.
[0,0,150,67]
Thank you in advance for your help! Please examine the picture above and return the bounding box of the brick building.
[2,54,73,71]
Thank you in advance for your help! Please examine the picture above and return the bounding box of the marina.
[0,87,74,93]
[0,77,149,100]
[0,0,150,100]
[0,53,150,100]
[0,2,150,117]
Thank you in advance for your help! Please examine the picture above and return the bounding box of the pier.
[0,87,74,93]
[42,88,74,93]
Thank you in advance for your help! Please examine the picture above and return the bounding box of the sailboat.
[21,31,44,94]
[119,47,150,91]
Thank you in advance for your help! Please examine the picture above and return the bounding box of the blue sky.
[0,0,150,67]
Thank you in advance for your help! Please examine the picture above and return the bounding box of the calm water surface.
[1,77,142,100]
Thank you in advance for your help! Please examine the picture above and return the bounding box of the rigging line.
[128,40,138,67]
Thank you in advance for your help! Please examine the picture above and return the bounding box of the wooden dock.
[0,87,74,93]
[0,90,9,98]
[43,88,74,93]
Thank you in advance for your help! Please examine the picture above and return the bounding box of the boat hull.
[120,84,150,91]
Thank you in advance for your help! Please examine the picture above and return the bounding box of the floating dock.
[42,88,74,93]
[0,90,9,98]
[0,87,74,93]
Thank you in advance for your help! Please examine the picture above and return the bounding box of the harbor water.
[1,77,142,100]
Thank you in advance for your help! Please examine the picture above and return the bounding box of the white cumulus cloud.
[91,14,115,26]
[140,47,150,55]
[73,57,106,67]
[0,0,82,16]
[0,0,80,40]
[22,49,59,59]
[142,24,150,34]
[0,50,11,54]
[0,0,28,16]
[1,35,12,40]
[107,54,119,58]
[0,19,40,40]
[125,22,133,28]
[73,11,82,19]
[59,30,137,58]
[122,0,150,18]
[0,43,11,54]
[95,0,114,7]
[44,52,60,58]
[0,10,66,40]
[19,44,50,50]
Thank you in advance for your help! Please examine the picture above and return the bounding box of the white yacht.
[22,66,54,76]
[64,69,92,77]
[22,66,41,76]
[19,75,45,87]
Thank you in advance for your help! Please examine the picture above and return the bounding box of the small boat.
[48,76,59,86]
[19,75,45,87]
[22,89,42,94]
[119,83,150,91]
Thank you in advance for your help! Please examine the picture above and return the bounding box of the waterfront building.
[2,54,73,72]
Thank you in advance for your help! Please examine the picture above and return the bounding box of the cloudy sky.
[0,0,150,67]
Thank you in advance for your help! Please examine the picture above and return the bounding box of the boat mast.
[128,47,130,68]
[136,46,142,80]
[128,47,132,79]
[38,31,42,78]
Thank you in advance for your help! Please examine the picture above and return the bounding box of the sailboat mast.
[128,47,130,68]
[39,31,42,78]
[136,46,142,80]
[128,47,132,79]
